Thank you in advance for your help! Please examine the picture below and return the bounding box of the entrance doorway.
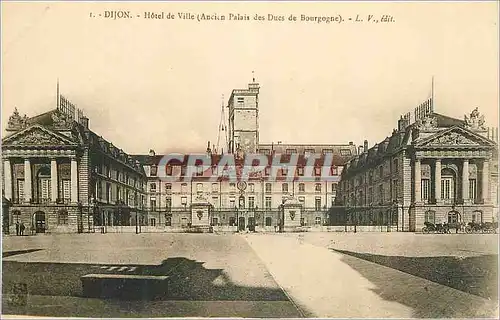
[34,211,46,233]
[248,217,255,232]
[238,217,245,231]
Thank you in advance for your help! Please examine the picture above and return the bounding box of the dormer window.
[150,165,158,177]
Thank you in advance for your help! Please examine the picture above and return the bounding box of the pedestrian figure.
[15,222,20,236]
[20,223,25,236]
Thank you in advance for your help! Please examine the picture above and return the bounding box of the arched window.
[58,210,69,225]
[448,211,459,224]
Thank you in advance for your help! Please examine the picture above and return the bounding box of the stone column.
[414,159,421,203]
[70,158,78,203]
[51,159,58,202]
[434,159,441,202]
[462,159,469,202]
[3,159,12,200]
[482,160,489,203]
[24,159,32,203]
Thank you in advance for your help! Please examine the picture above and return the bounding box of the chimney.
[149,149,155,157]
[358,146,363,155]
[207,141,212,155]
[80,116,89,129]
[363,140,368,152]
[349,141,353,146]
[398,116,409,131]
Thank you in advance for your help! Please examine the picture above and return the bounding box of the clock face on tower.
[237,181,247,191]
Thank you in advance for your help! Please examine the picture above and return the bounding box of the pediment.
[2,124,77,147]
[416,126,496,148]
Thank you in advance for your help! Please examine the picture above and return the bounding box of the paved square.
[2,232,499,318]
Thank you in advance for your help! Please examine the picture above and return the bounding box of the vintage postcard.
[1,1,499,319]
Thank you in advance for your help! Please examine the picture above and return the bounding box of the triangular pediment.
[2,124,77,147]
[416,126,496,148]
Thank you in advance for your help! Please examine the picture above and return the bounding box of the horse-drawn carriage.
[422,221,451,234]
[465,221,498,234]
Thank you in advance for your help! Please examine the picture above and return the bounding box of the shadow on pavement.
[2,257,288,302]
[2,249,44,258]
[332,249,498,300]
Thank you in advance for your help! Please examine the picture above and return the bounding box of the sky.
[2,1,499,155]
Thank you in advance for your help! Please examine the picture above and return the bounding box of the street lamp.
[77,202,83,233]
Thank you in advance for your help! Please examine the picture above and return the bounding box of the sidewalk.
[244,233,499,318]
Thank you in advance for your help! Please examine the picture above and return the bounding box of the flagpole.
[431,75,434,111]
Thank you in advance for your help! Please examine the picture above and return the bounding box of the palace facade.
[2,80,498,234]
[2,96,146,234]
[337,106,498,232]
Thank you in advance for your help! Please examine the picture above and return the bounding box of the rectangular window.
[181,196,187,206]
[237,97,244,104]
[299,183,305,192]
[150,198,157,211]
[282,183,288,193]
[304,149,315,155]
[378,185,384,203]
[297,167,304,176]
[229,199,236,208]
[265,196,272,209]
[212,183,219,193]
[421,179,429,200]
[249,183,255,192]
[166,166,173,176]
[441,178,454,200]
[165,183,172,194]
[331,183,337,193]
[322,149,333,154]
[212,196,218,207]
[469,179,477,201]
[286,149,297,154]
[63,180,71,200]
[282,166,288,176]
[315,197,321,211]
[259,149,270,155]
[181,183,187,194]
[379,166,384,178]
[340,149,351,156]
[41,179,51,200]
[197,183,203,193]
[229,217,236,226]
[150,218,156,227]
[229,183,236,193]
[424,211,435,224]
[265,183,272,194]
[393,159,399,172]
[315,183,322,192]
[315,167,321,176]
[315,217,321,225]
[165,197,172,211]
[248,196,255,208]
[150,183,157,193]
